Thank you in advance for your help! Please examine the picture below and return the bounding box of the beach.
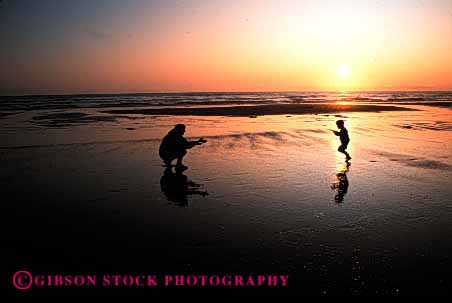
[2,0,452,295]
[1,99,452,295]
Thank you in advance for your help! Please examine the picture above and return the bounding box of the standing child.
[332,120,351,161]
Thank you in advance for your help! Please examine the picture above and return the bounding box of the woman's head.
[172,124,186,135]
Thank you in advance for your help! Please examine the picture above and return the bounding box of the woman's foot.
[175,163,188,172]
[163,160,173,167]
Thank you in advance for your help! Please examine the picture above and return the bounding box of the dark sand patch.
[396,101,452,108]
[0,138,159,150]
[293,129,328,143]
[102,103,416,117]
[370,150,451,171]
[210,132,289,149]
[208,131,326,147]
[32,112,88,120]
[395,121,452,131]
[404,160,452,170]
[205,131,286,141]
[31,112,145,127]
[0,131,291,151]
[0,111,23,118]
[303,129,328,134]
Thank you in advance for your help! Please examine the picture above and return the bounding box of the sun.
[338,64,351,79]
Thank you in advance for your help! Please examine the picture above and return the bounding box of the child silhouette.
[331,120,351,161]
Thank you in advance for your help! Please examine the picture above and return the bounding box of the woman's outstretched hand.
[197,137,207,145]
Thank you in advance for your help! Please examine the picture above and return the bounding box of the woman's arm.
[185,138,207,149]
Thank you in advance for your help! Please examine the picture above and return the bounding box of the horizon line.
[2,89,452,98]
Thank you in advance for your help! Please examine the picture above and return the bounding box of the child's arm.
[331,130,340,136]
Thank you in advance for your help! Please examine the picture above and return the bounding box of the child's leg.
[338,145,351,160]
[343,150,351,160]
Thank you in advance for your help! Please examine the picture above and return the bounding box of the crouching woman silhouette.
[159,124,207,169]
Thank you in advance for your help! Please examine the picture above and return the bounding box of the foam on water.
[1,91,452,111]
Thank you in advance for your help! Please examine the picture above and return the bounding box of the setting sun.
[338,64,351,80]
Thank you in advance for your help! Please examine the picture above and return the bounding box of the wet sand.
[1,104,452,295]
[103,103,415,117]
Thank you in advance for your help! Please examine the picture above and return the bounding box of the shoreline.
[102,103,417,117]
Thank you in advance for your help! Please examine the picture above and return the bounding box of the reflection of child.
[331,162,350,203]
[332,120,351,161]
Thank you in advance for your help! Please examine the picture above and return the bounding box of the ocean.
[1,91,452,111]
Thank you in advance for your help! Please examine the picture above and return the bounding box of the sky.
[1,0,452,95]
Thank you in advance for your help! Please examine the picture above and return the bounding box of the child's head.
[336,120,345,129]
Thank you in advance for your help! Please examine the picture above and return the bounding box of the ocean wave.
[1,92,451,111]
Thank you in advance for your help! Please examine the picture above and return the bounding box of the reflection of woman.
[331,162,350,203]
[160,167,208,207]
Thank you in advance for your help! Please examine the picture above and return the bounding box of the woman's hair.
[170,124,186,134]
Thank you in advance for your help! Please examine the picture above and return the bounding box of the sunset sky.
[1,0,452,95]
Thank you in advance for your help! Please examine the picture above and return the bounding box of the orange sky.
[1,0,452,94]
